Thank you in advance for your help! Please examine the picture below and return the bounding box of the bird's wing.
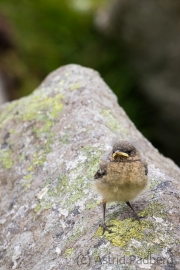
[94,160,109,179]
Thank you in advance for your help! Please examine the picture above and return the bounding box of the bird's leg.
[102,200,106,225]
[99,200,113,234]
[126,201,141,224]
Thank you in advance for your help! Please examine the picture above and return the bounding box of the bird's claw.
[132,215,145,224]
[99,223,113,234]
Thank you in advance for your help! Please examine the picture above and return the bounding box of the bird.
[94,140,148,234]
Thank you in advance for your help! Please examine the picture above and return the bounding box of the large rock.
[0,64,179,270]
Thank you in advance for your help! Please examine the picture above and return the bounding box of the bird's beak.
[113,151,129,159]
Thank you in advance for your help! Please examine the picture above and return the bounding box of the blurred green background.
[0,0,154,142]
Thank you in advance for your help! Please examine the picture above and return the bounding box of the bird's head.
[112,141,138,161]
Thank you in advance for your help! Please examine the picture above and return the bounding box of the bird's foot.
[99,223,113,234]
[126,202,144,225]
[133,214,145,224]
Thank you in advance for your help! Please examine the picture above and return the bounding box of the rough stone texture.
[0,64,180,270]
[95,0,180,165]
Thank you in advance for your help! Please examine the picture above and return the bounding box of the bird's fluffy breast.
[94,159,148,202]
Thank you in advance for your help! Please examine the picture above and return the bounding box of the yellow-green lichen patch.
[149,177,162,190]
[51,97,64,119]
[48,146,104,212]
[69,82,81,91]
[139,201,166,218]
[22,173,33,190]
[95,200,173,259]
[0,89,64,176]
[44,137,54,153]
[60,133,70,144]
[64,248,74,258]
[34,203,43,214]
[96,219,153,247]
[30,148,50,171]
[67,226,87,244]
[33,145,103,216]
[32,119,54,138]
[21,92,64,122]
[86,200,99,210]
[33,146,104,214]
[23,144,52,190]
[48,178,80,210]
[0,90,63,139]
[47,174,68,198]
[34,174,68,215]
[28,165,33,172]
[34,198,53,215]
[81,145,104,179]
[60,146,104,211]
[57,79,65,86]
[89,247,109,264]
[95,218,162,259]
[17,92,63,162]
[0,100,19,129]
[24,181,32,190]
[24,174,33,180]
[101,109,127,133]
[0,148,13,169]
[32,151,47,167]
[51,172,86,212]
[19,153,25,162]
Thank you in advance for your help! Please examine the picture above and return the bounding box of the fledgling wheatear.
[94,140,148,233]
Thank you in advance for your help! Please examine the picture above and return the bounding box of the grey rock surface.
[0,64,180,270]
